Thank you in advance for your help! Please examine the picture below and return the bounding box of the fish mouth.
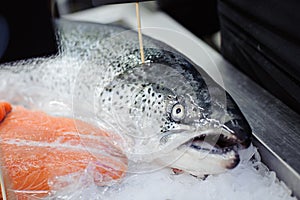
[188,134,238,153]
[179,131,242,169]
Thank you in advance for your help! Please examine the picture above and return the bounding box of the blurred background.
[55,0,221,50]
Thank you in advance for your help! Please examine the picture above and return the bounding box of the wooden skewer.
[135,2,145,64]
[0,168,7,200]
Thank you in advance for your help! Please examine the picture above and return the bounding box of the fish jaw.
[153,124,250,176]
[155,144,239,177]
[223,119,252,148]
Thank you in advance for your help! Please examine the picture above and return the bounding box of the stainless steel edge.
[212,56,300,198]
[252,134,300,198]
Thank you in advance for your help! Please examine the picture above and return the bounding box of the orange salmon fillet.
[0,102,127,199]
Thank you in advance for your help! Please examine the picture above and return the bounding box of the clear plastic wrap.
[0,102,127,199]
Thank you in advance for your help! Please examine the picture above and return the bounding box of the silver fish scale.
[95,60,200,137]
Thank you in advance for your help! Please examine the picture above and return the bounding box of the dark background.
[0,0,58,63]
[158,0,300,114]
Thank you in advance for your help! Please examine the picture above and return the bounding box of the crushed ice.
[48,145,296,200]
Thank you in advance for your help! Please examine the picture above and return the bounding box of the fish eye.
[171,103,185,122]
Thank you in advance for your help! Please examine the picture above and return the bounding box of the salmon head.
[96,48,252,177]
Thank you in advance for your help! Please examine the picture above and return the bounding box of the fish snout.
[223,119,252,148]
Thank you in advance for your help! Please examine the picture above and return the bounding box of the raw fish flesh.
[0,102,127,199]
